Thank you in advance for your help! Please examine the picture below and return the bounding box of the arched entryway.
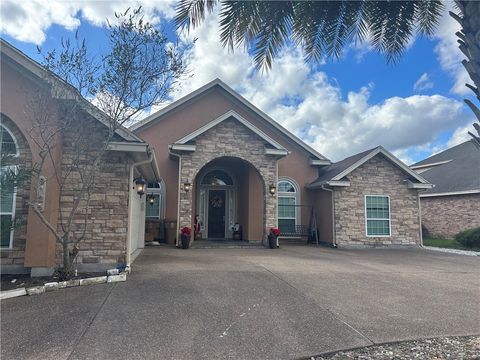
[193,157,265,241]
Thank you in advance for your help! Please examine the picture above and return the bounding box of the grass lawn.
[423,238,479,251]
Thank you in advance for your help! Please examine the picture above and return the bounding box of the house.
[1,39,159,276]
[132,79,432,248]
[411,140,480,238]
[1,39,434,277]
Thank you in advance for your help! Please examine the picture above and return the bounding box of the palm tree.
[176,0,480,147]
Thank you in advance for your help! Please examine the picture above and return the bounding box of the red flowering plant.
[181,226,191,236]
[269,227,281,237]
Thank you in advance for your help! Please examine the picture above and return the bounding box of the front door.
[208,190,226,239]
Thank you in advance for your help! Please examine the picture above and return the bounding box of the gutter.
[169,150,182,247]
[126,152,156,270]
[321,185,337,248]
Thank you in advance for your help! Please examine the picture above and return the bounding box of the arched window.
[201,170,233,186]
[1,124,19,248]
[277,178,299,233]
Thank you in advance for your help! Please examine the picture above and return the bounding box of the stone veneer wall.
[421,193,480,238]
[56,121,130,269]
[334,155,421,247]
[179,118,278,241]
[0,115,32,269]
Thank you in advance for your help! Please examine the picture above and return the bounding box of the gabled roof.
[411,140,480,196]
[131,78,330,162]
[1,38,142,143]
[171,110,288,155]
[308,146,432,189]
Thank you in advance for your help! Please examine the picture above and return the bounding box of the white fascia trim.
[410,159,452,170]
[174,110,287,152]
[333,147,430,184]
[130,79,330,161]
[309,159,332,166]
[265,148,289,156]
[1,39,141,143]
[326,180,351,187]
[407,180,434,189]
[420,189,480,197]
[107,142,149,153]
[169,144,196,152]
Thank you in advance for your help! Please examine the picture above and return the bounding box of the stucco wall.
[134,87,320,226]
[334,155,421,247]
[421,193,480,238]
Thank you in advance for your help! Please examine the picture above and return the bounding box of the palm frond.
[176,0,219,31]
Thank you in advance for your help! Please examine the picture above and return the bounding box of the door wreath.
[210,195,223,208]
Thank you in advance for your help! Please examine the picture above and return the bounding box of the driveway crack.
[65,283,117,360]
[258,264,376,345]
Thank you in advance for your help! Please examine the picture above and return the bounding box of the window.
[201,170,233,186]
[365,195,390,236]
[145,182,164,219]
[277,179,299,233]
[1,124,18,248]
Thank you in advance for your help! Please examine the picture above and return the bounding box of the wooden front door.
[208,190,226,239]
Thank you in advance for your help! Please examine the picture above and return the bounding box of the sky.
[0,0,476,164]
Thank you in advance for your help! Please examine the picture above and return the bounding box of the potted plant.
[268,227,280,249]
[180,226,191,249]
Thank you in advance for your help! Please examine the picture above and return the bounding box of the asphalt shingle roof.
[412,140,480,194]
[309,147,381,186]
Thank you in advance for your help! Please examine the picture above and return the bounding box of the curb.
[1,272,127,300]
[423,246,480,256]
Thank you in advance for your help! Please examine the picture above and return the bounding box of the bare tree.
[28,7,188,279]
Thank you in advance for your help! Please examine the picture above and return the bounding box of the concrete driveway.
[2,246,479,359]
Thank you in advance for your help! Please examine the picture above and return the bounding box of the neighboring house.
[1,39,159,276]
[411,140,480,238]
[132,79,432,248]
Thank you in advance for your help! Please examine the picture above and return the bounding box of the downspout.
[417,189,427,247]
[321,185,337,248]
[127,152,155,270]
[169,150,182,247]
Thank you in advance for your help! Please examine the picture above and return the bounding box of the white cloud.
[447,123,474,148]
[171,13,471,162]
[0,0,175,45]
[413,73,434,92]
[433,4,470,96]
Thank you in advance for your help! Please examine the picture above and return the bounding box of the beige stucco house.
[132,79,433,248]
[1,40,159,276]
[1,39,433,276]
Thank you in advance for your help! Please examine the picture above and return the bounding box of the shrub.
[455,228,480,249]
[421,224,430,239]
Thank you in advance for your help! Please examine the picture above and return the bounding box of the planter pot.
[180,234,190,249]
[268,234,277,249]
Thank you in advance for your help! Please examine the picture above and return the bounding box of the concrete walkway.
[2,246,479,359]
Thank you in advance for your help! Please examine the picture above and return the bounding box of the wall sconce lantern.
[184,182,192,193]
[146,194,156,205]
[134,177,147,197]
[269,184,276,196]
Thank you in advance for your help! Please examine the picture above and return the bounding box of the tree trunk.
[454,1,480,147]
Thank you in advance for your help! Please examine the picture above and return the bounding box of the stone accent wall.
[56,120,130,269]
[334,155,421,247]
[178,118,278,241]
[0,116,32,269]
[421,193,480,238]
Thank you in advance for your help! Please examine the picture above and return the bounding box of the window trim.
[0,124,19,158]
[1,166,18,249]
[277,177,300,232]
[145,181,165,219]
[364,195,391,237]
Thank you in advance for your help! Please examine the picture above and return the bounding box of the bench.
[279,225,310,239]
